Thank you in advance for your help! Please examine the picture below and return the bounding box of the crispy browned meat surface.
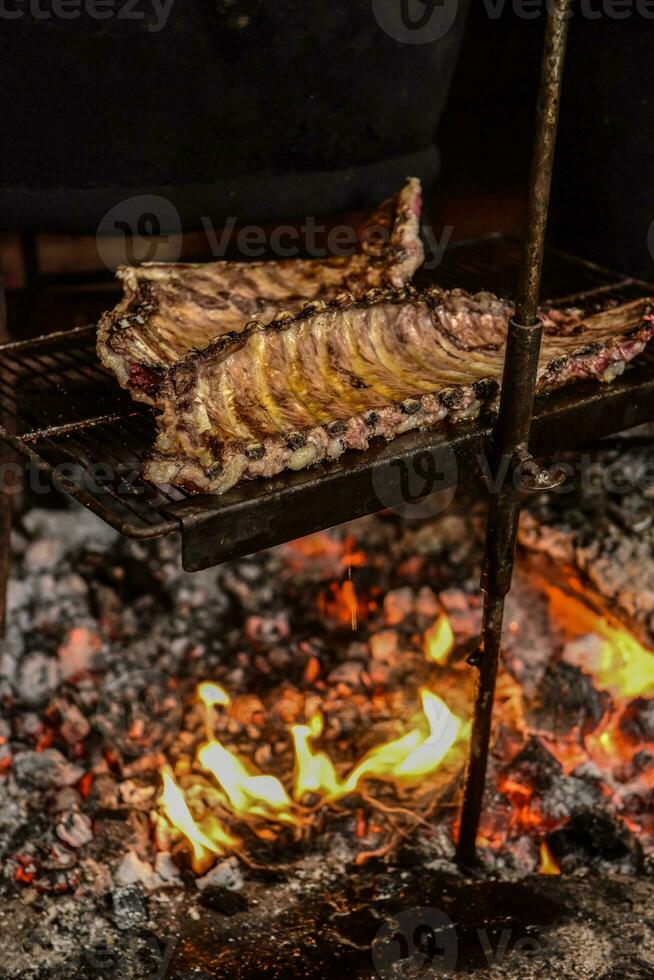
[143,290,654,495]
[96,178,424,402]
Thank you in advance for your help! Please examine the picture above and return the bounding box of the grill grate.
[2,325,184,536]
[2,235,653,563]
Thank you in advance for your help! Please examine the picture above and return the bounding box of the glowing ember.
[287,531,366,570]
[424,613,455,664]
[319,577,362,630]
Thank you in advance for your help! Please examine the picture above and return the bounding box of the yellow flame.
[346,689,462,788]
[290,688,463,802]
[198,682,231,708]
[292,712,344,800]
[546,585,654,699]
[198,740,294,821]
[424,613,455,665]
[595,628,654,699]
[161,682,466,868]
[160,766,238,867]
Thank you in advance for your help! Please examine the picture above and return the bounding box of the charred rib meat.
[143,290,654,494]
[97,178,423,402]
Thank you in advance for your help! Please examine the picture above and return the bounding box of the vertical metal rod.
[456,0,571,865]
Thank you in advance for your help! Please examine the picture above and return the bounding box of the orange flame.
[319,578,361,630]
[538,840,561,875]
[195,681,294,822]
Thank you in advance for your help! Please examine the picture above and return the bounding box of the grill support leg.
[456,0,571,866]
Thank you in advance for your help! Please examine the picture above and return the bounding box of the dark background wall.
[0,3,652,282]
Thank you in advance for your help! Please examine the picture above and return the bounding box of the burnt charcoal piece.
[619,698,654,744]
[144,296,654,493]
[111,883,148,931]
[504,736,564,792]
[97,179,424,403]
[530,661,611,736]
[547,809,644,875]
[199,886,248,916]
